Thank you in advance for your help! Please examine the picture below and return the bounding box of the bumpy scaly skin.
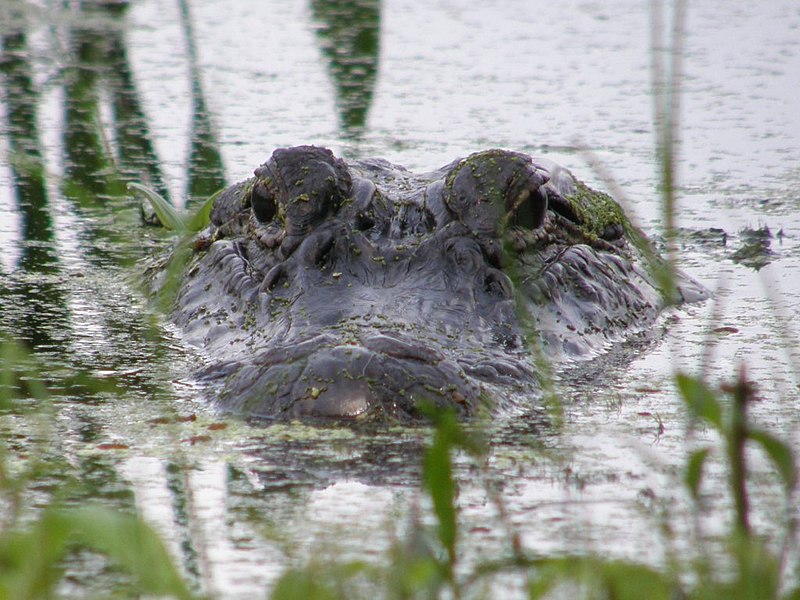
[173,146,706,420]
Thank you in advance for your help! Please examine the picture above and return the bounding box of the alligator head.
[171,145,706,420]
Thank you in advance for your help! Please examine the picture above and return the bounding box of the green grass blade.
[748,428,797,493]
[686,447,712,501]
[128,182,188,232]
[528,557,675,600]
[62,507,195,599]
[0,513,71,599]
[676,373,723,429]
[423,429,457,569]
[0,507,194,599]
[270,569,338,600]
[186,187,222,232]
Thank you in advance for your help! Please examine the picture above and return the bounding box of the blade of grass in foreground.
[129,182,188,232]
[0,507,195,599]
[129,182,220,233]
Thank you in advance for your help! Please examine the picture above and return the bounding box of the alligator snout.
[201,334,489,420]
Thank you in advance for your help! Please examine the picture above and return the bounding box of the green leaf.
[423,428,457,567]
[57,507,194,599]
[129,182,188,232]
[270,569,336,600]
[686,447,712,500]
[0,507,192,599]
[528,557,675,600]
[186,187,223,232]
[784,585,800,600]
[0,513,72,599]
[676,373,723,429]
[748,428,797,492]
[418,407,487,575]
[0,337,51,407]
[151,237,195,313]
[727,534,781,600]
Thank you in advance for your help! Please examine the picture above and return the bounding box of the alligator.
[168,145,707,420]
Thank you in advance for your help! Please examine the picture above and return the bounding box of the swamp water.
[1,0,799,597]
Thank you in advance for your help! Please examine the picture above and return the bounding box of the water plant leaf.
[270,569,337,600]
[417,405,487,580]
[528,557,675,600]
[56,507,195,598]
[676,373,722,429]
[0,507,194,599]
[686,447,712,501]
[128,182,188,232]
[723,534,782,600]
[0,511,71,599]
[748,428,797,492]
[423,423,458,569]
[592,560,675,600]
[0,337,51,408]
[186,187,222,232]
[151,237,195,313]
[269,562,373,600]
[784,585,800,600]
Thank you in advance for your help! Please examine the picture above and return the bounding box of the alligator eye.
[507,185,547,230]
[547,193,581,225]
[251,180,276,223]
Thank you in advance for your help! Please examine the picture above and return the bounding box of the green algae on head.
[562,178,630,241]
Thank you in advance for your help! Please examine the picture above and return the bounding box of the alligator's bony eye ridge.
[444,151,551,237]
[251,179,277,223]
[547,192,581,225]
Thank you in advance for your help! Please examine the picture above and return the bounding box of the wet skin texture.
[173,146,707,420]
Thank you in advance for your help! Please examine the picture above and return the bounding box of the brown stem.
[726,364,752,537]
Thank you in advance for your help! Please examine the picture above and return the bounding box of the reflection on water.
[1,12,67,355]
[1,29,50,261]
[311,0,380,138]
[2,0,800,597]
[178,0,227,206]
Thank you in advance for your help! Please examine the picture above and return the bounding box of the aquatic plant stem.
[650,0,687,297]
[726,365,751,537]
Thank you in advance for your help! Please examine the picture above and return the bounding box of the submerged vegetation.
[1,0,797,599]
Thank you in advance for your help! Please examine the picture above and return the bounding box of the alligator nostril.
[355,212,375,231]
[447,238,483,275]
